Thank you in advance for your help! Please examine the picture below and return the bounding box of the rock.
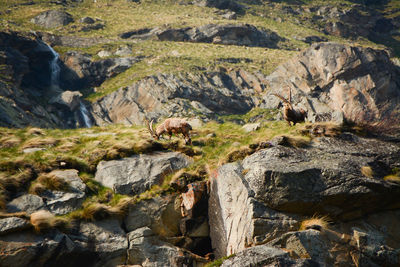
[220,244,318,267]
[298,35,328,44]
[97,50,112,58]
[95,152,191,195]
[193,0,244,13]
[42,169,86,215]
[124,195,182,237]
[30,10,74,28]
[127,227,202,266]
[78,219,128,267]
[121,24,283,48]
[268,230,330,264]
[261,43,400,124]
[49,90,82,111]
[221,11,237,20]
[158,24,282,48]
[61,51,141,89]
[91,69,264,125]
[23,147,46,153]
[241,122,260,132]
[0,231,77,267]
[6,194,46,214]
[115,46,132,56]
[79,23,104,32]
[0,217,30,235]
[186,118,203,129]
[209,134,400,257]
[209,161,300,258]
[80,16,95,24]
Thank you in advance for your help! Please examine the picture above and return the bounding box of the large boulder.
[262,43,400,124]
[95,152,192,195]
[41,169,87,215]
[121,24,283,48]
[30,10,74,29]
[209,133,400,257]
[124,195,182,236]
[78,219,128,267]
[61,51,141,90]
[127,227,204,267]
[6,194,46,214]
[91,69,266,125]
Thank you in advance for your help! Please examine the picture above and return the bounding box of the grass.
[300,215,330,231]
[205,254,235,267]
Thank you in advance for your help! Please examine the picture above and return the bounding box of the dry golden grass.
[361,166,374,178]
[300,215,330,231]
[79,196,131,221]
[36,173,70,192]
[383,175,400,183]
[0,211,28,219]
[30,210,70,232]
[300,122,343,138]
[22,137,59,149]
[27,128,45,136]
[0,136,22,148]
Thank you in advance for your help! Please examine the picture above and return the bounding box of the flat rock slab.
[0,217,30,235]
[95,152,192,195]
[6,194,46,214]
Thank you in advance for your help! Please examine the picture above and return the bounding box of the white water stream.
[45,42,93,128]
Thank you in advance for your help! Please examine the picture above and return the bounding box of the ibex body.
[273,89,307,126]
[146,118,192,145]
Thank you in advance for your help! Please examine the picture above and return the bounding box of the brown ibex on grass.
[146,118,193,145]
[273,88,307,126]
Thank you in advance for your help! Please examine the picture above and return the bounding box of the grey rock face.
[220,245,318,267]
[91,69,265,125]
[43,169,87,215]
[262,43,400,124]
[242,122,260,132]
[49,90,82,111]
[62,51,141,89]
[209,133,400,257]
[121,24,283,48]
[6,194,46,214]
[0,217,30,235]
[124,195,182,236]
[127,227,199,267]
[78,219,128,267]
[95,152,191,195]
[31,10,74,28]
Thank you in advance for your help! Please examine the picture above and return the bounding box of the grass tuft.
[30,210,70,232]
[361,166,374,179]
[300,215,330,231]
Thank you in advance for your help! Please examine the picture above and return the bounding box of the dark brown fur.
[273,90,307,126]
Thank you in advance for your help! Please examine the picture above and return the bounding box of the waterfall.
[79,101,93,128]
[46,43,61,89]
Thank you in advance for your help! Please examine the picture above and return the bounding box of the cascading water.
[79,101,93,128]
[44,41,93,128]
[47,43,61,90]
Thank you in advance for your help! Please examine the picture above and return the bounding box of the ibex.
[146,118,193,145]
[273,88,307,126]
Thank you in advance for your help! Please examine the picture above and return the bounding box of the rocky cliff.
[1,0,400,266]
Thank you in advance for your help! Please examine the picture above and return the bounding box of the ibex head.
[145,119,160,140]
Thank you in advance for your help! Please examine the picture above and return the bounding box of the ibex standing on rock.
[146,118,193,145]
[273,88,307,126]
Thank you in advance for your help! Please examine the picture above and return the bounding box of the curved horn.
[145,119,156,138]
